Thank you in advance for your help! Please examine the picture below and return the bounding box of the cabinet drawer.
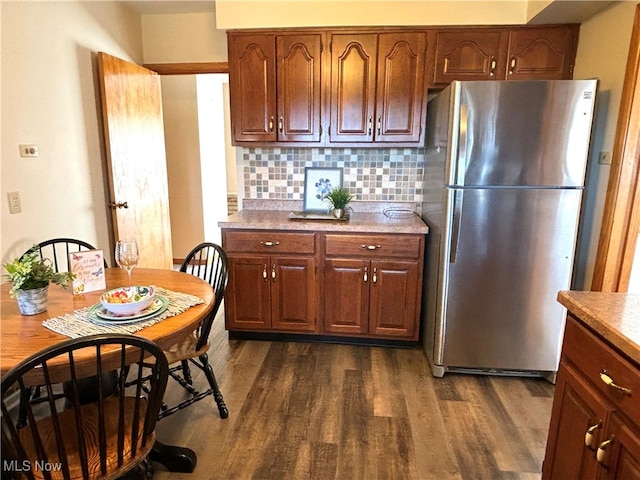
[223,230,316,254]
[563,316,640,427]
[324,234,422,259]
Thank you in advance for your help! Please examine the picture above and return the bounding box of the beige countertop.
[218,200,429,234]
[558,290,640,364]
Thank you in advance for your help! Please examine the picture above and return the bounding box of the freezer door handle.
[450,189,463,263]
[454,104,468,186]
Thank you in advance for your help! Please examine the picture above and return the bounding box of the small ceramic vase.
[15,284,49,315]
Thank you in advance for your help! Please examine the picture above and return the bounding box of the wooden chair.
[26,238,109,272]
[17,239,109,427]
[159,242,229,420]
[1,334,168,480]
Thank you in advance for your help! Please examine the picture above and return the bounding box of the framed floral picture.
[303,167,343,212]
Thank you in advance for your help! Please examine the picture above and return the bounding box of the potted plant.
[324,186,354,219]
[3,247,75,315]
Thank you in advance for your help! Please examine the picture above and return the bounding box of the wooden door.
[543,362,607,479]
[270,257,317,331]
[323,258,369,334]
[507,26,578,80]
[368,260,420,339]
[97,52,173,268]
[329,34,377,143]
[433,30,507,83]
[375,32,427,143]
[228,34,276,142]
[225,255,272,330]
[276,34,323,143]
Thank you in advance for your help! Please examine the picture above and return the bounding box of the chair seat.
[163,331,210,364]
[18,397,152,480]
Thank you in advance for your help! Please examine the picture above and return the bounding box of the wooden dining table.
[0,267,215,473]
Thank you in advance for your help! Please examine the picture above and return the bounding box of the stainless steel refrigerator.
[421,79,597,380]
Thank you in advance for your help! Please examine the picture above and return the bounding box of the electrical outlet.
[19,144,39,157]
[7,191,22,214]
[599,151,612,165]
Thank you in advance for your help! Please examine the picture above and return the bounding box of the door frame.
[591,4,640,292]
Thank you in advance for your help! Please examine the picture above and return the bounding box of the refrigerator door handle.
[450,189,463,263]
[454,104,469,186]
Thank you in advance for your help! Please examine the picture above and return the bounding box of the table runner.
[42,286,205,338]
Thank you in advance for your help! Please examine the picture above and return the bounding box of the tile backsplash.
[241,147,425,203]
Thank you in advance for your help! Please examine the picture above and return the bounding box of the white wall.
[572,1,636,289]
[1,1,143,265]
[161,75,205,258]
[215,0,530,28]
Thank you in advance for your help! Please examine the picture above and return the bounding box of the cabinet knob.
[489,58,496,76]
[271,264,277,281]
[260,241,280,247]
[372,267,377,284]
[509,57,516,75]
[269,116,274,132]
[596,437,614,464]
[600,370,632,395]
[584,422,601,448]
[364,266,368,283]
[262,264,268,280]
[278,116,283,133]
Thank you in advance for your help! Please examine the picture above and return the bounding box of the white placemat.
[42,286,205,338]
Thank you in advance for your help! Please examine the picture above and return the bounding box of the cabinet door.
[598,414,640,480]
[543,362,607,480]
[225,255,272,330]
[323,258,369,334]
[507,26,578,80]
[228,34,277,142]
[433,30,507,83]
[276,34,323,142]
[329,34,377,143]
[368,260,420,339]
[271,257,317,332]
[375,32,427,143]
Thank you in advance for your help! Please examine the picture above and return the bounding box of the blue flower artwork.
[314,178,333,200]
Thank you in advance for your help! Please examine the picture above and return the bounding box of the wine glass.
[115,239,139,289]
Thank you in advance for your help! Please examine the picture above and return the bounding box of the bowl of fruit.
[100,286,155,316]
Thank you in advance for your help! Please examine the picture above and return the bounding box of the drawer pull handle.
[364,266,368,283]
[600,371,632,395]
[260,241,280,247]
[372,267,377,284]
[362,245,381,250]
[585,422,601,447]
[596,437,614,464]
[262,264,268,280]
[271,264,277,281]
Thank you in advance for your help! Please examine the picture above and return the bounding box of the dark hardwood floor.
[154,311,555,479]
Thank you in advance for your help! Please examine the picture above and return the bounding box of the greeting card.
[69,250,106,294]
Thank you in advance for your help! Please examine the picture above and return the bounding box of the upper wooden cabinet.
[227,24,580,146]
[431,24,579,85]
[329,32,427,144]
[228,32,323,144]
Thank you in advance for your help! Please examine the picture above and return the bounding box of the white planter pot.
[15,285,49,315]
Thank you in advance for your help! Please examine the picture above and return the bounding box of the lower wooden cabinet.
[543,316,640,479]
[223,230,318,333]
[323,258,420,339]
[222,229,425,342]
